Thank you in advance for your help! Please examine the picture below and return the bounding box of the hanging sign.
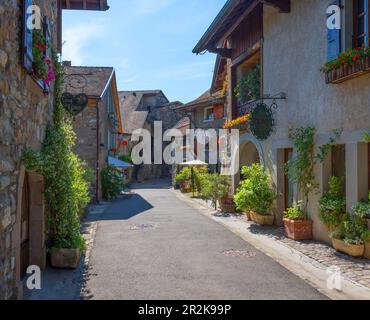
[61,92,89,116]
[249,102,275,141]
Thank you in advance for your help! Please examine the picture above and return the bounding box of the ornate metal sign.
[61,92,89,116]
[249,102,275,141]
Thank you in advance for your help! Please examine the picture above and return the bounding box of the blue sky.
[62,0,226,103]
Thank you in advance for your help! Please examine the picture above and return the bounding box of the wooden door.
[20,174,30,277]
[284,149,294,210]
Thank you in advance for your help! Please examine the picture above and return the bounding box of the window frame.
[353,0,369,48]
[204,106,215,122]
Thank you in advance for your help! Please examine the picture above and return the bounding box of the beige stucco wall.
[257,0,370,242]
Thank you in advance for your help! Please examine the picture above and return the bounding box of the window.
[204,107,215,122]
[331,145,346,194]
[353,0,369,48]
[284,149,294,210]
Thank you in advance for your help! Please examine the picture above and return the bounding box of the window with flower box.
[22,0,55,92]
[324,0,370,83]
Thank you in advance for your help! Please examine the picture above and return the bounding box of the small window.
[204,107,215,122]
[353,0,369,48]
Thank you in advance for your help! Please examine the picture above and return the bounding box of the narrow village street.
[82,180,325,300]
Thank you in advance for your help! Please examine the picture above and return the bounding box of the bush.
[234,164,276,215]
[175,167,192,183]
[119,154,133,164]
[331,213,370,246]
[200,173,230,209]
[101,166,125,200]
[319,176,346,229]
[353,201,370,219]
[284,201,306,220]
[22,53,89,251]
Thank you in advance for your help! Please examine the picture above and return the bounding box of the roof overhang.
[193,0,290,54]
[61,0,110,11]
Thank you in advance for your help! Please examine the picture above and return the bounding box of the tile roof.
[177,89,225,111]
[64,66,114,98]
[118,91,148,134]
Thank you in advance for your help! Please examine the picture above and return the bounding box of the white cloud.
[62,20,106,65]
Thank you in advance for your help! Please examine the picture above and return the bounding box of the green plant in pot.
[175,167,192,193]
[284,201,313,240]
[22,52,90,269]
[330,213,370,258]
[319,176,346,231]
[284,127,317,239]
[353,200,370,259]
[200,173,230,210]
[234,164,276,225]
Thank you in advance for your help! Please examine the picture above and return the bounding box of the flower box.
[250,211,274,226]
[324,48,370,84]
[51,248,81,269]
[283,218,313,240]
[332,238,364,258]
[244,212,252,221]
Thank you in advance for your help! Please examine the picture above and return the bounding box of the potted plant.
[176,167,192,193]
[353,200,370,259]
[318,176,346,231]
[234,164,276,225]
[234,64,261,104]
[200,173,230,210]
[330,213,370,258]
[284,201,313,240]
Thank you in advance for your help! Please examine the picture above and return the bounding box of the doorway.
[20,173,30,278]
[284,148,294,211]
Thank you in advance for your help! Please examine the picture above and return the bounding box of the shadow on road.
[98,194,154,221]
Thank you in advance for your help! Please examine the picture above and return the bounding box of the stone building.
[64,64,123,202]
[193,0,370,243]
[119,90,184,182]
[0,0,109,300]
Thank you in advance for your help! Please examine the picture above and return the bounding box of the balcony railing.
[235,93,286,118]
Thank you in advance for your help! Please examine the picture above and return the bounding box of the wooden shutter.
[23,0,33,73]
[327,0,342,61]
[43,16,51,59]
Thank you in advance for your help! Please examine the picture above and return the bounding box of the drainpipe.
[96,102,100,204]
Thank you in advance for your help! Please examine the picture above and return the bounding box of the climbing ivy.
[287,127,342,217]
[22,51,89,250]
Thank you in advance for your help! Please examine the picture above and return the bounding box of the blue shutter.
[23,0,33,73]
[327,0,342,61]
[43,16,52,92]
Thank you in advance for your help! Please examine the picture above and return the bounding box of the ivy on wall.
[287,127,341,217]
[23,51,90,250]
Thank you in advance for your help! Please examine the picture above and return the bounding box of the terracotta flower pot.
[283,218,313,240]
[244,212,252,221]
[51,248,81,269]
[219,197,236,213]
[332,238,364,258]
[250,211,274,226]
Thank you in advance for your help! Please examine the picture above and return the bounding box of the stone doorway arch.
[14,167,46,298]
[232,133,264,193]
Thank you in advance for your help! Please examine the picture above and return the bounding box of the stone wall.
[0,0,58,299]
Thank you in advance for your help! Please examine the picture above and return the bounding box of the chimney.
[63,61,72,67]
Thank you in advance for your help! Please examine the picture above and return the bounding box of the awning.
[108,156,133,168]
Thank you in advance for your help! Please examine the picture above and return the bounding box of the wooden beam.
[261,0,290,13]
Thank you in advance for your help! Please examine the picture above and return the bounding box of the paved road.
[86,180,326,300]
